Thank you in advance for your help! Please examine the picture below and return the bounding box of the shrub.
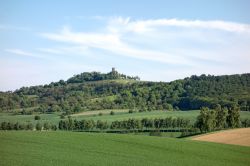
[110,111,115,115]
[36,123,42,131]
[26,123,34,130]
[128,109,133,114]
[34,115,41,120]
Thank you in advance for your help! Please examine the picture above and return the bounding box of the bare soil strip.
[192,128,250,147]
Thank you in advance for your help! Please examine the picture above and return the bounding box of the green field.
[0,131,249,166]
[0,112,61,125]
[76,110,201,123]
[1,110,250,125]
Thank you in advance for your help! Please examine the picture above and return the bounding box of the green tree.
[227,105,240,128]
[34,115,41,120]
[195,107,216,133]
[214,104,228,129]
[36,123,42,131]
[26,123,34,130]
[43,122,51,130]
[96,120,109,130]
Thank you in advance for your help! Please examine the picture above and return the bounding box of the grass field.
[1,131,250,166]
[75,110,200,123]
[1,110,250,125]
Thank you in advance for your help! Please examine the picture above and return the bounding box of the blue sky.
[0,0,250,91]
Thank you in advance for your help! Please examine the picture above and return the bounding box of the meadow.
[0,131,249,166]
[1,110,250,125]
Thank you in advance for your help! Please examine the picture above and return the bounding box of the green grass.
[0,112,61,125]
[1,110,250,125]
[75,110,250,123]
[0,131,249,166]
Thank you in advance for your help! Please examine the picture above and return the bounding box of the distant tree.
[73,104,81,113]
[96,120,109,130]
[51,124,57,131]
[110,111,115,115]
[43,122,51,130]
[14,122,20,130]
[34,115,41,120]
[59,120,65,130]
[60,114,65,119]
[36,123,42,131]
[19,123,25,130]
[128,109,133,114]
[6,122,14,130]
[164,103,173,111]
[26,123,34,130]
[1,122,7,130]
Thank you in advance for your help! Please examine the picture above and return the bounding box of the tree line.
[0,121,57,131]
[1,105,250,132]
[194,104,248,133]
[57,117,191,131]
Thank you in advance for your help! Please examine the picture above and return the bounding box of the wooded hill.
[1,69,250,113]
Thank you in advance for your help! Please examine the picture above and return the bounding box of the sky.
[0,0,250,91]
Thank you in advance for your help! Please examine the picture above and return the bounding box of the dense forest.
[0,68,250,114]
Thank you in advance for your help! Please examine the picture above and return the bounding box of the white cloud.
[39,17,250,78]
[40,26,194,65]
[108,18,250,34]
[5,49,36,57]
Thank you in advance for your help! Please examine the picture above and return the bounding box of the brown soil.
[192,128,250,147]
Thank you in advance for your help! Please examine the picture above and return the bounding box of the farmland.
[1,110,250,125]
[1,131,250,166]
[192,128,250,147]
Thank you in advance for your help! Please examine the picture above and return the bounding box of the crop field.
[1,131,250,166]
[192,128,250,147]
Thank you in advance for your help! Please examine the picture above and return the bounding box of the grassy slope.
[1,131,250,166]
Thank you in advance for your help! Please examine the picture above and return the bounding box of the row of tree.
[0,121,57,131]
[58,117,191,131]
[195,104,241,132]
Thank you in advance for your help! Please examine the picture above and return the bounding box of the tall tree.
[227,105,240,128]
[215,104,228,129]
[195,107,216,133]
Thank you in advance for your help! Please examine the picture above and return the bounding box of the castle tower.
[112,67,116,73]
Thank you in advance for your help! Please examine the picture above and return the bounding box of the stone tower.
[112,67,116,73]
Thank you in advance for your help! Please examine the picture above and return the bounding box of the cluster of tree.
[58,116,191,131]
[67,69,140,83]
[0,121,57,131]
[195,104,241,133]
[1,70,250,114]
